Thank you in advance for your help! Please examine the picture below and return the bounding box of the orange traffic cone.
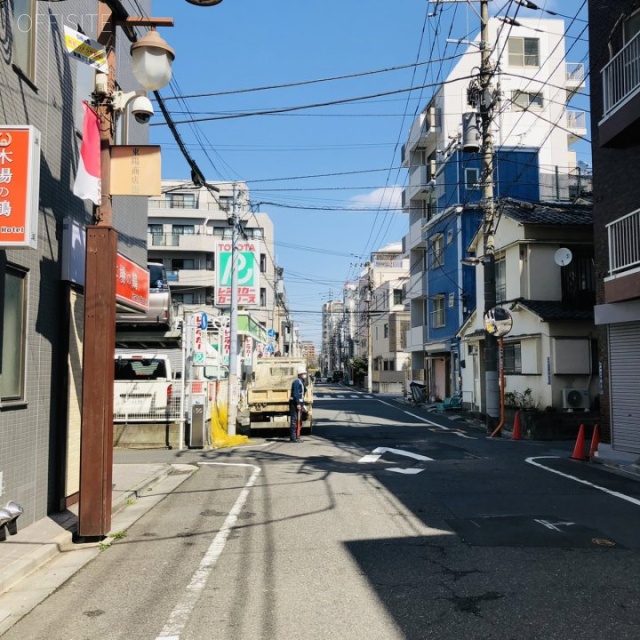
[589,424,600,459]
[570,424,587,461]
[512,411,522,441]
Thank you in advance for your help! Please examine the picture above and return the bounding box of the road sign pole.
[227,184,239,436]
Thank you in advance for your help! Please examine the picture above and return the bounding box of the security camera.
[130,95,154,124]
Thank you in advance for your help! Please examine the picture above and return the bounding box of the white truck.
[238,357,313,435]
[113,353,176,423]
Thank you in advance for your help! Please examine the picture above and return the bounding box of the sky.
[149,0,590,350]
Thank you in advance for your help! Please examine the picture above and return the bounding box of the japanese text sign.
[0,126,41,249]
[115,254,149,313]
[215,241,261,307]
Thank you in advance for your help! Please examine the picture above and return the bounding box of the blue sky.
[150,0,590,349]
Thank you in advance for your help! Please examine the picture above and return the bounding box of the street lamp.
[79,3,175,539]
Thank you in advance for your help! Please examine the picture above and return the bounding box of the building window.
[465,168,480,190]
[431,234,444,268]
[168,193,196,209]
[449,293,455,308]
[2,266,27,401]
[496,258,506,302]
[511,90,544,111]
[384,323,389,338]
[172,224,195,235]
[503,342,522,374]
[260,253,267,273]
[11,0,36,81]
[447,229,454,245]
[260,288,267,307]
[148,224,163,235]
[431,296,445,328]
[393,289,403,306]
[219,195,232,211]
[172,258,195,270]
[508,37,539,67]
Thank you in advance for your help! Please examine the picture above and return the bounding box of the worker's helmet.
[296,365,307,375]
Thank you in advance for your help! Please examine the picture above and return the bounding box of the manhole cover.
[592,537,616,547]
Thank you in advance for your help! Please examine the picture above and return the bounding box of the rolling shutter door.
[609,323,640,454]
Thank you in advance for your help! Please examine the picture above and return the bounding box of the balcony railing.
[607,208,640,274]
[602,30,640,117]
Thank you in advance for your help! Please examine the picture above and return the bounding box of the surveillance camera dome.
[130,95,154,124]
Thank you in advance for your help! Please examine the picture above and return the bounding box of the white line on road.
[526,456,640,508]
[376,399,450,430]
[389,468,424,475]
[155,462,261,640]
[371,446,434,462]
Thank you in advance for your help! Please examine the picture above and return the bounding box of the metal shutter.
[609,323,640,454]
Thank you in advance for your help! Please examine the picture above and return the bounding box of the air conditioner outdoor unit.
[562,388,590,411]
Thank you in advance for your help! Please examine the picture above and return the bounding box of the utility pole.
[478,0,500,430]
[366,262,373,394]
[227,183,239,436]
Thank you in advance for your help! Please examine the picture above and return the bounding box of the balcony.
[166,268,214,288]
[600,31,640,145]
[406,325,429,352]
[605,208,640,302]
[404,218,427,253]
[566,110,587,145]
[148,232,216,252]
[405,106,439,155]
[405,271,428,301]
[405,165,435,202]
[565,62,585,98]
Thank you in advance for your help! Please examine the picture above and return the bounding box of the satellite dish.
[554,248,573,266]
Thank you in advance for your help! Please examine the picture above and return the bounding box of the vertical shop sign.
[0,126,41,249]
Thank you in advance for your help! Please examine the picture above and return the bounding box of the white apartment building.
[146,180,290,354]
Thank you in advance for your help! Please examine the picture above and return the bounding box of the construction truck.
[238,357,313,435]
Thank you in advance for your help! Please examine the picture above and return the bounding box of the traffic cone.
[589,424,600,459]
[512,411,522,440]
[570,424,587,461]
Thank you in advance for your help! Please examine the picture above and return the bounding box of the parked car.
[113,353,175,423]
[116,262,174,329]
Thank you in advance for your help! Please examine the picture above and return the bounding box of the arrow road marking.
[534,519,576,532]
[358,447,434,475]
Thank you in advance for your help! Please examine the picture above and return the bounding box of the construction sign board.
[0,126,41,249]
[63,26,108,73]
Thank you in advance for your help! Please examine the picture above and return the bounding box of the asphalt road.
[4,383,640,639]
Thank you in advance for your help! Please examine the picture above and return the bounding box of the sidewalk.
[0,462,173,598]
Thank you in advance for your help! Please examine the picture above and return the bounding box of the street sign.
[200,312,208,330]
[63,26,108,73]
[265,343,275,354]
[193,352,205,366]
[267,328,276,339]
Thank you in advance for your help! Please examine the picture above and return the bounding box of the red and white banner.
[73,101,101,205]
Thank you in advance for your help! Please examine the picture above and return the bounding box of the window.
[448,293,455,308]
[431,296,445,328]
[393,289,403,306]
[171,258,195,270]
[496,258,506,302]
[508,37,539,67]
[447,229,454,245]
[465,168,480,190]
[431,234,444,268]
[168,193,196,209]
[384,323,389,338]
[11,0,36,81]
[260,288,267,307]
[511,90,544,111]
[219,196,232,211]
[148,224,163,236]
[172,225,195,235]
[260,254,267,273]
[503,342,522,374]
[2,266,27,401]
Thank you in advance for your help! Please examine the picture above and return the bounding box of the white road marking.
[534,519,575,532]
[376,400,450,430]
[526,456,640,508]
[358,454,382,464]
[389,468,424,475]
[155,462,261,640]
[371,446,434,462]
